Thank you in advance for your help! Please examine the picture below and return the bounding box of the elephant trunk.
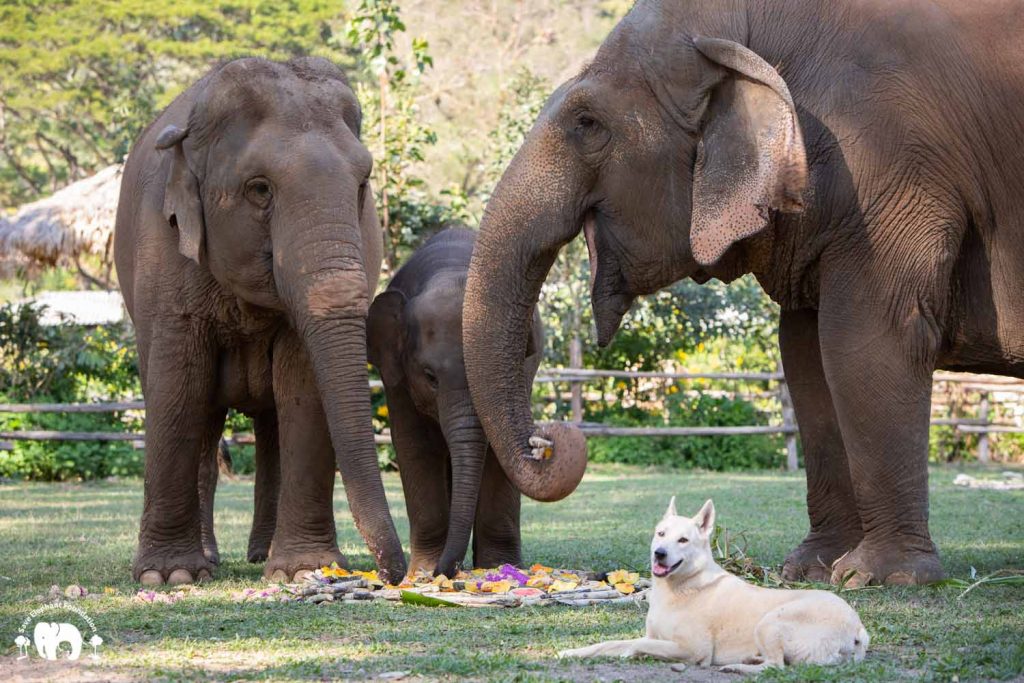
[463,121,588,503]
[435,386,487,577]
[276,205,406,584]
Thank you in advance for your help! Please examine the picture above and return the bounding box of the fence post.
[978,392,990,463]
[778,371,799,472]
[570,333,583,423]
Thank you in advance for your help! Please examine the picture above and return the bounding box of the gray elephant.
[367,227,584,576]
[463,0,1024,586]
[197,438,277,566]
[33,622,82,661]
[114,57,406,585]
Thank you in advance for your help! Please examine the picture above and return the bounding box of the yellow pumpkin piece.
[526,575,552,588]
[615,583,636,595]
[432,574,449,586]
[606,570,639,585]
[481,580,513,593]
[548,579,579,593]
[464,582,480,593]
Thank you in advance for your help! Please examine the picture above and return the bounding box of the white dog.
[560,498,868,673]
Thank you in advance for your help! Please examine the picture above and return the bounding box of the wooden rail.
[2,370,1021,470]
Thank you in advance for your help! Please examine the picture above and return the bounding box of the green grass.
[1,464,1022,681]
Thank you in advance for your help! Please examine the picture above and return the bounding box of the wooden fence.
[2,370,1023,472]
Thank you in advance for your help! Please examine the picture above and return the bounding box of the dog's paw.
[557,648,581,659]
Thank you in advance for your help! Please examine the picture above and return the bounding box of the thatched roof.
[0,165,123,265]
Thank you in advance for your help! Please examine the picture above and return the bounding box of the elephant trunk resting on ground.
[368,227,585,577]
[462,0,1024,586]
[115,56,406,585]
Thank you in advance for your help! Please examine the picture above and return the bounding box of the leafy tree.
[0,1,343,208]
[345,0,441,273]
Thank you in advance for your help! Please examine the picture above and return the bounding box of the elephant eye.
[423,367,438,388]
[575,113,597,132]
[245,177,273,208]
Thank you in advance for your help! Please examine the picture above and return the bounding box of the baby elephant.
[368,227,545,576]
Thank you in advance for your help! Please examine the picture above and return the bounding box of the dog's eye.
[656,530,665,537]
[678,537,688,544]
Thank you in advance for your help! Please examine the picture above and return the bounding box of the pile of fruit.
[238,563,651,607]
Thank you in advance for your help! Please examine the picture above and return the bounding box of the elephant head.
[154,57,403,581]
[33,622,83,661]
[463,2,806,473]
[368,260,566,576]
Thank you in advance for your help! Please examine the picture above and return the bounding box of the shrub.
[0,303,143,481]
[587,393,785,471]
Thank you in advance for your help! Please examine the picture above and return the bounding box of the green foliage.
[0,0,343,207]
[587,392,784,470]
[346,0,452,273]
[0,303,142,480]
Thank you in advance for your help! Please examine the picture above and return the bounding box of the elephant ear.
[689,37,807,267]
[367,290,407,386]
[155,124,205,265]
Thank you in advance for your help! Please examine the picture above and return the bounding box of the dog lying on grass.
[560,498,868,673]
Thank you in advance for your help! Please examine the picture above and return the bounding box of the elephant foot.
[263,548,346,583]
[247,536,272,564]
[202,542,221,566]
[408,550,442,576]
[830,537,944,587]
[134,550,215,585]
[247,547,269,564]
[782,531,862,583]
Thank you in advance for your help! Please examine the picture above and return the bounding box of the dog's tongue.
[652,563,671,577]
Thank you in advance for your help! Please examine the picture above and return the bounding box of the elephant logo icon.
[15,599,102,662]
[32,621,83,660]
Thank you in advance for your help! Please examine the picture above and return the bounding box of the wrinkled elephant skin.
[114,57,405,585]
[463,0,1024,586]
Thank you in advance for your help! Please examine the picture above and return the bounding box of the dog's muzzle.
[651,558,683,578]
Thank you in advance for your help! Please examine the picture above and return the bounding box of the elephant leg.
[818,285,944,586]
[133,331,218,585]
[264,330,345,582]
[198,415,229,566]
[779,308,863,582]
[472,446,522,569]
[247,410,280,563]
[387,385,451,574]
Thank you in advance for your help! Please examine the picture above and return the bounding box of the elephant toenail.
[269,569,289,582]
[293,569,313,582]
[140,570,164,586]
[167,569,194,585]
[196,569,212,582]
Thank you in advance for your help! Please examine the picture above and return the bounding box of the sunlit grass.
[1,464,1022,681]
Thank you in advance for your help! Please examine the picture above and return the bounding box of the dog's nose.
[653,548,667,561]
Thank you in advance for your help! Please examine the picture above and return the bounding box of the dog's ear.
[663,495,677,519]
[694,499,716,537]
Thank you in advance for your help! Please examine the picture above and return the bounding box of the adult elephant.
[115,57,406,585]
[367,227,584,577]
[463,0,1024,586]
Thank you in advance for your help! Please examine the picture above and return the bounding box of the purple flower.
[496,564,530,586]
